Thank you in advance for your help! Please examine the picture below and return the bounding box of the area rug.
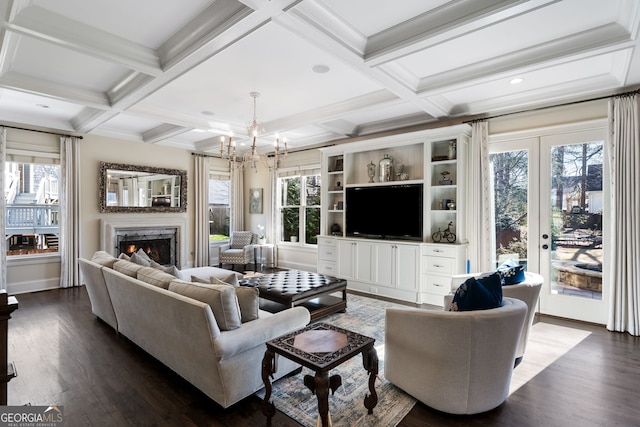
[256,293,417,427]
[509,322,591,394]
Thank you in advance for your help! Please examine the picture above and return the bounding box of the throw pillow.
[497,259,525,285]
[129,251,151,267]
[168,280,242,331]
[210,275,240,287]
[195,276,258,323]
[235,287,259,323]
[136,248,151,261]
[450,272,503,311]
[150,260,179,277]
[91,251,117,268]
[118,253,131,261]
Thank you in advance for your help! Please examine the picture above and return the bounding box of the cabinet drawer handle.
[433,249,444,253]
[433,283,443,287]
[432,264,444,268]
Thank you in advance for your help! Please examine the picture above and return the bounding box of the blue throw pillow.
[450,272,503,311]
[497,259,525,285]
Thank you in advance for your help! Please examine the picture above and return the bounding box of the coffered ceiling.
[0,0,638,154]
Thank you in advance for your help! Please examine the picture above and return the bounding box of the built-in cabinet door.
[373,243,395,287]
[396,244,419,291]
[337,239,354,280]
[355,241,373,283]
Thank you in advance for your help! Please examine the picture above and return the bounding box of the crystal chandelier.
[220,92,287,170]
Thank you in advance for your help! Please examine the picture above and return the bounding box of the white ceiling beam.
[7,5,161,75]
[142,124,193,144]
[0,70,109,108]
[364,0,559,66]
[417,24,635,95]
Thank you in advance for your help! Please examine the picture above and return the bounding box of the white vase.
[290,236,298,243]
[258,238,266,245]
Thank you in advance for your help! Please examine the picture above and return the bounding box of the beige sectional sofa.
[79,252,310,408]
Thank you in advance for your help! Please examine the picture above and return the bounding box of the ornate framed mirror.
[99,162,187,213]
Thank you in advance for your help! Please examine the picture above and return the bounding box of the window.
[278,170,321,245]
[5,161,60,256]
[208,171,231,241]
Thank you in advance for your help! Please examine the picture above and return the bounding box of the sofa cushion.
[113,260,146,278]
[450,272,503,311]
[130,251,151,267]
[168,280,242,331]
[91,251,117,268]
[137,266,175,289]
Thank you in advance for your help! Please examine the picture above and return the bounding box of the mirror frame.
[99,161,187,213]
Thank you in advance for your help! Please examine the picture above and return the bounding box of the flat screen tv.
[345,183,423,241]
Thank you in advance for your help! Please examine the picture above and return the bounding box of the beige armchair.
[385,298,527,415]
[217,231,256,270]
[449,272,543,365]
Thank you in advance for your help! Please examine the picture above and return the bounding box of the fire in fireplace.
[117,229,176,265]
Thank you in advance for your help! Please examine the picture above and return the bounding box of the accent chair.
[385,297,527,414]
[449,271,543,365]
[217,231,256,271]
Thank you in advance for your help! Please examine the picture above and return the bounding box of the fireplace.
[101,217,187,268]
[117,229,176,265]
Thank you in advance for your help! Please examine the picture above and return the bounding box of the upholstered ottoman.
[239,270,347,320]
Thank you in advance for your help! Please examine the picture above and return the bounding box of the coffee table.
[261,322,378,427]
[240,270,347,321]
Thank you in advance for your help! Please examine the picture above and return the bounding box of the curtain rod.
[464,88,640,123]
[1,124,84,139]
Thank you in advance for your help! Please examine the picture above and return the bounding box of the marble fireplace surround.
[100,217,187,268]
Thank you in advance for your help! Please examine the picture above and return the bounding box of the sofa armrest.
[214,307,310,360]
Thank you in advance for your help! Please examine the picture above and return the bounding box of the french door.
[490,123,608,324]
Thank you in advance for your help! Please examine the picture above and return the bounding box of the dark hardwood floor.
[6,286,640,427]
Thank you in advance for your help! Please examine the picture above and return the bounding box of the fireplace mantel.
[100,217,187,268]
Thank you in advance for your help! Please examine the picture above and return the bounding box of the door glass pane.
[549,142,603,300]
[490,150,529,268]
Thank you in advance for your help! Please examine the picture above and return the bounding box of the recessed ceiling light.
[312,64,330,74]
[201,111,215,116]
[510,77,524,85]
[36,103,50,108]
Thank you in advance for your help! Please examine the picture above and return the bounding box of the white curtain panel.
[59,136,81,288]
[469,120,494,272]
[231,163,244,232]
[0,128,6,290]
[194,155,210,267]
[607,94,640,335]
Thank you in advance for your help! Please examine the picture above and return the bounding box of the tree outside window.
[279,174,321,244]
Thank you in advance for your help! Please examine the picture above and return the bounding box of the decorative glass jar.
[379,154,394,182]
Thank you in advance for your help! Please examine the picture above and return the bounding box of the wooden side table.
[261,323,378,427]
[253,243,275,272]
